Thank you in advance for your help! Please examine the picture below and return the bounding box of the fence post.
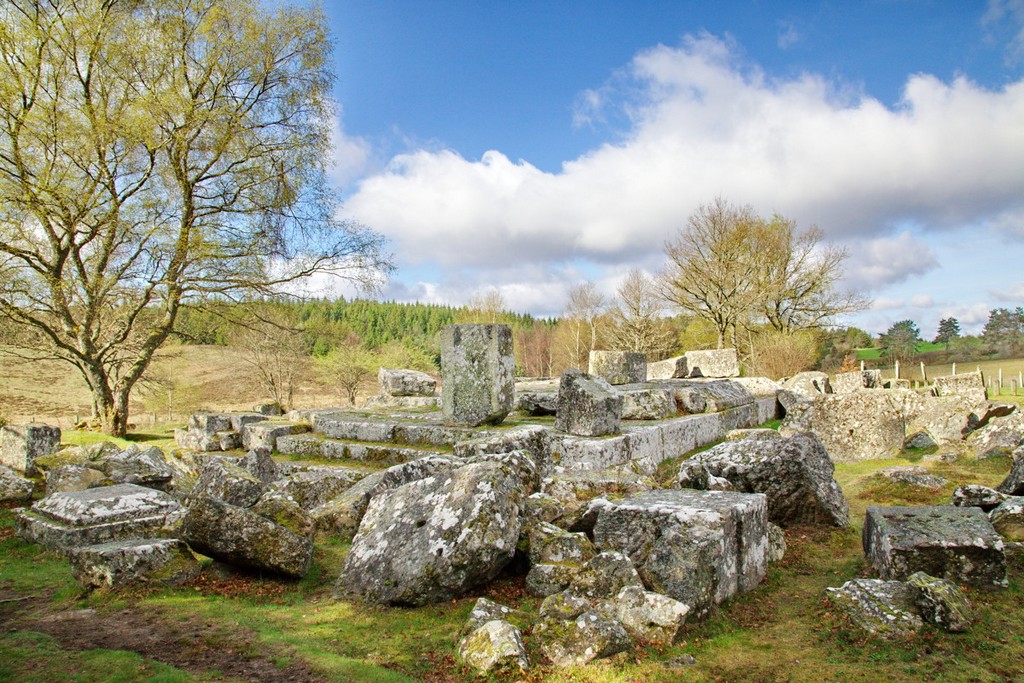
[952,362,956,375]
[894,360,900,379]
[860,360,865,372]
[920,361,926,381]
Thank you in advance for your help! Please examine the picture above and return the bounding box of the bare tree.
[560,282,606,370]
[461,289,506,324]
[606,269,677,360]
[314,339,379,406]
[0,1,390,435]
[233,308,308,411]
[662,198,764,349]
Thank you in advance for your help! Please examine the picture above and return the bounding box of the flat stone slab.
[67,537,201,588]
[15,484,184,553]
[863,505,1007,588]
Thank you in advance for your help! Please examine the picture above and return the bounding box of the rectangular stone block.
[0,424,60,475]
[15,484,184,553]
[241,421,308,454]
[588,351,647,385]
[441,324,515,427]
[933,372,987,403]
[684,349,740,378]
[647,356,689,380]
[832,370,883,394]
[863,505,1007,588]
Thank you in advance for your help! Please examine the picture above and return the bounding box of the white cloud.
[328,105,371,188]
[988,282,1024,302]
[871,297,906,311]
[910,295,935,308]
[983,0,1024,65]
[776,20,800,49]
[339,33,1024,315]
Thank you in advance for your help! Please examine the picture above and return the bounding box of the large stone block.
[591,489,768,618]
[67,537,201,589]
[647,356,689,380]
[378,367,437,397]
[555,369,622,437]
[933,372,987,403]
[0,423,61,475]
[588,351,646,385]
[863,505,1006,588]
[0,463,35,502]
[440,324,515,427]
[15,484,184,553]
[831,369,883,394]
[683,349,740,378]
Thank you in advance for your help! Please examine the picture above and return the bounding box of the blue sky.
[323,1,1024,338]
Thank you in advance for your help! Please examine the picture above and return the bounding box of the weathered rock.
[0,423,61,475]
[905,571,973,632]
[781,389,922,462]
[989,497,1024,540]
[684,349,739,378]
[611,585,689,645]
[952,484,1007,511]
[826,578,923,637]
[591,489,768,618]
[271,467,366,510]
[588,350,647,385]
[378,367,437,397]
[460,597,518,638]
[514,390,559,416]
[238,449,280,485]
[528,522,596,566]
[216,431,242,451]
[189,412,233,435]
[670,380,755,414]
[191,458,266,508]
[885,378,911,390]
[67,537,201,589]
[440,324,515,427]
[311,455,458,539]
[967,411,1024,458]
[863,505,1007,588]
[620,387,676,420]
[16,484,184,553]
[253,402,284,416]
[996,447,1024,495]
[647,356,689,380]
[181,496,313,578]
[933,371,987,403]
[526,563,579,597]
[45,465,109,493]
[567,551,644,600]
[782,371,832,398]
[534,607,632,667]
[831,369,883,394]
[523,492,566,526]
[905,394,989,446]
[541,470,656,530]
[733,376,784,397]
[725,428,782,442]
[173,428,221,452]
[337,461,524,605]
[903,431,938,450]
[458,619,529,672]
[767,523,786,563]
[677,432,849,527]
[877,466,948,490]
[555,368,622,437]
[241,421,307,454]
[99,447,174,490]
[250,490,314,538]
[0,463,36,501]
[454,425,549,480]
[363,394,439,410]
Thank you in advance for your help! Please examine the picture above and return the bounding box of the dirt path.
[1,595,325,683]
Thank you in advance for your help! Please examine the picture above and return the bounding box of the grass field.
[2,434,1023,682]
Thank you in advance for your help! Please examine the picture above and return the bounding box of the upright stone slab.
[684,349,740,378]
[933,372,987,403]
[863,505,1006,588]
[555,369,622,437]
[588,351,646,385]
[0,424,61,475]
[441,324,514,427]
[15,484,184,553]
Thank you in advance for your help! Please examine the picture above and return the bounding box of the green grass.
[855,341,945,361]
[4,432,1024,682]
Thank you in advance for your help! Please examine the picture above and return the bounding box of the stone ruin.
[9,326,1024,669]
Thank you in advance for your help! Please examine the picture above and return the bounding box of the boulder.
[0,463,36,501]
[683,349,739,378]
[253,402,283,416]
[725,428,782,442]
[45,465,109,493]
[440,324,515,427]
[588,350,647,385]
[0,423,61,475]
[238,449,280,485]
[555,369,622,437]
[826,579,923,637]
[677,432,849,527]
[670,380,755,414]
[997,448,1024,495]
[905,571,973,632]
[904,394,983,445]
[952,485,1007,511]
[989,497,1024,540]
[181,496,313,579]
[534,602,632,667]
[863,505,1007,588]
[591,489,768,619]
[337,461,524,605]
[458,619,529,672]
[620,387,676,420]
[780,389,921,462]
[933,371,987,403]
[250,490,314,538]
[566,551,644,600]
[968,412,1024,458]
[528,522,596,566]
[67,537,201,589]
[15,484,184,553]
[767,523,786,563]
[189,412,233,435]
[781,371,832,398]
[460,597,518,638]
[191,458,266,508]
[877,466,948,490]
[311,456,458,539]
[526,563,579,597]
[541,470,656,531]
[98,446,174,490]
[611,585,690,645]
[831,369,883,394]
[378,367,437,397]
[270,467,366,510]
[241,421,307,454]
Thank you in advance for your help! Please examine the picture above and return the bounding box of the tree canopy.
[879,320,922,365]
[0,0,390,435]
